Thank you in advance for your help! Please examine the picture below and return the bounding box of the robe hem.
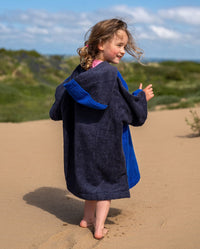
[67,185,130,200]
[128,175,141,189]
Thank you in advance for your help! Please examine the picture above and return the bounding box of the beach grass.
[0,48,200,122]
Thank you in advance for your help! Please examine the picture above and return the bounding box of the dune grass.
[0,48,200,122]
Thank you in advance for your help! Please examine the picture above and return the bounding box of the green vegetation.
[0,49,79,122]
[0,48,200,122]
[185,110,200,136]
[117,60,200,111]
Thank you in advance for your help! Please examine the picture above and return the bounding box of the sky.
[0,0,200,60]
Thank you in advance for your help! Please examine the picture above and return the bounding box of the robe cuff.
[133,89,143,96]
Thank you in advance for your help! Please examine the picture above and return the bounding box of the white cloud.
[159,7,200,25]
[137,32,153,40]
[0,23,11,33]
[0,5,199,58]
[134,26,154,40]
[26,26,49,35]
[111,5,161,24]
[150,25,181,39]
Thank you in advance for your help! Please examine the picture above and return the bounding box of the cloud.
[159,7,200,26]
[0,23,11,33]
[26,26,49,35]
[0,9,91,29]
[0,5,199,58]
[150,25,181,39]
[111,5,161,24]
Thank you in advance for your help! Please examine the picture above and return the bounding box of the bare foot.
[80,219,94,228]
[94,227,108,240]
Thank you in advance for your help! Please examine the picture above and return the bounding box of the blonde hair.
[77,18,143,70]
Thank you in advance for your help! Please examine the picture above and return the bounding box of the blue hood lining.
[64,79,108,110]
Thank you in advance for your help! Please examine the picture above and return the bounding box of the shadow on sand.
[23,187,121,225]
[177,133,200,139]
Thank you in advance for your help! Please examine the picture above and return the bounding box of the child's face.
[97,30,128,64]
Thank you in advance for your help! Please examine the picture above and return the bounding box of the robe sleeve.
[49,83,66,120]
[117,75,147,126]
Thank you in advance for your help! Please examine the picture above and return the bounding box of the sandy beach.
[0,108,199,249]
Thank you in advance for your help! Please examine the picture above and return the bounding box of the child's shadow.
[23,187,121,225]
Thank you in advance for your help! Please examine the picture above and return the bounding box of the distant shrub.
[167,100,194,110]
[155,95,180,105]
[50,55,63,61]
[185,109,200,136]
[64,56,79,71]
[160,61,177,67]
[178,61,200,73]
[0,48,41,58]
[0,48,7,53]
[0,63,14,75]
[0,84,21,104]
[165,69,183,80]
[15,50,41,59]
[147,95,181,110]
[27,50,41,58]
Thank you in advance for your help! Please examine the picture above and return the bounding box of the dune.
[0,108,199,249]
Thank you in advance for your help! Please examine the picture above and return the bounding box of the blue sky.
[0,0,200,60]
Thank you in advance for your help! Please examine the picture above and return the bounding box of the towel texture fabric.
[50,62,147,200]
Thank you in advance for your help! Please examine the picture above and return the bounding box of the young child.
[50,18,154,240]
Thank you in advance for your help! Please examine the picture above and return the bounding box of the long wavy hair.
[77,18,143,70]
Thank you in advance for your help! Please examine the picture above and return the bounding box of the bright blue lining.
[117,71,143,96]
[122,125,140,188]
[133,89,143,96]
[118,71,141,188]
[117,71,128,90]
[64,79,108,110]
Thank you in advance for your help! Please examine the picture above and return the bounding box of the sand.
[0,108,199,249]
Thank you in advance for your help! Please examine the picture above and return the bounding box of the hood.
[64,62,118,110]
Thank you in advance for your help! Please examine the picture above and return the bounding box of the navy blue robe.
[50,61,147,200]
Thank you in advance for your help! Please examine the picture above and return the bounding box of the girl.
[50,18,154,240]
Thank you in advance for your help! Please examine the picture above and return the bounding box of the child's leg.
[94,200,111,239]
[80,200,96,228]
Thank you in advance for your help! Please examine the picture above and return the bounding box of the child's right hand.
[139,83,154,101]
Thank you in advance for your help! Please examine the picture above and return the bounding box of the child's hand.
[139,83,154,101]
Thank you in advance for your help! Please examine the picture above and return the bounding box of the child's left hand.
[139,83,154,101]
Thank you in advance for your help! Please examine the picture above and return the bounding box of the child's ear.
[98,41,104,51]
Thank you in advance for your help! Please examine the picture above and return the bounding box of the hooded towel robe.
[50,61,147,200]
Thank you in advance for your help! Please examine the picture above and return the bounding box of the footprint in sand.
[38,226,100,249]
